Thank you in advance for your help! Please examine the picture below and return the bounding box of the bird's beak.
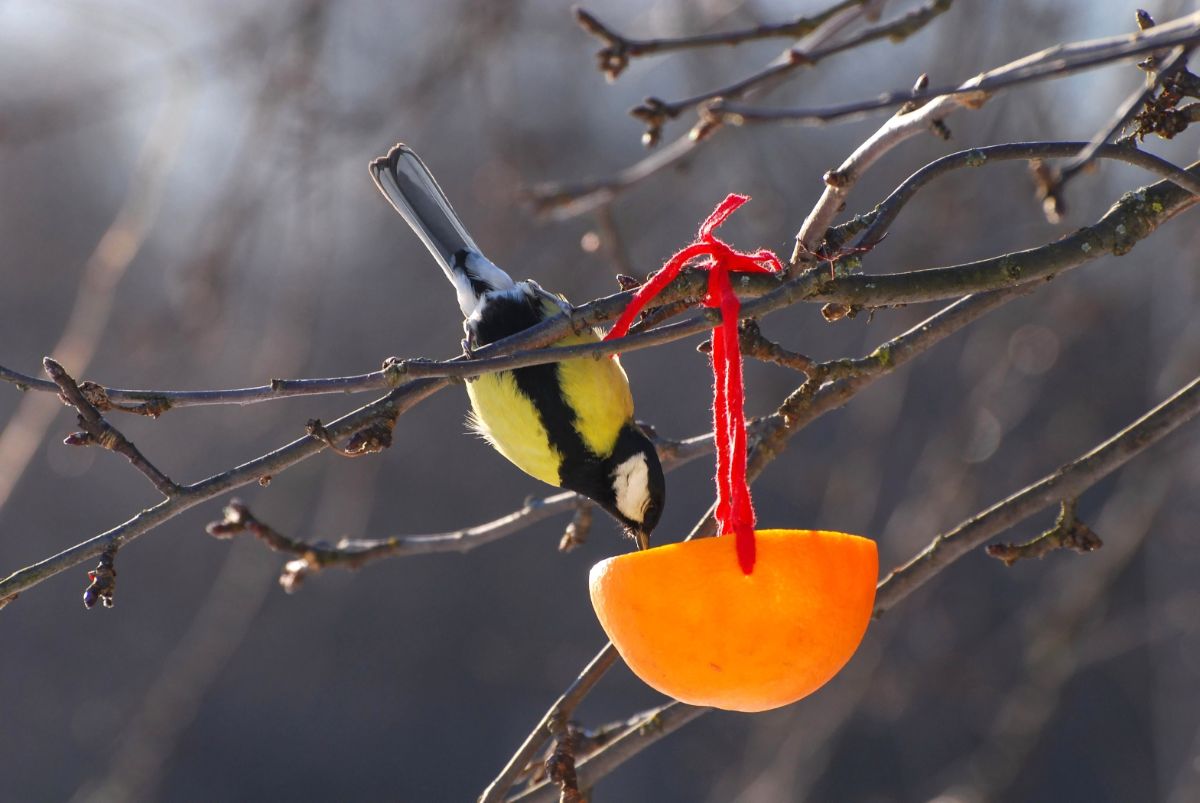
[633,529,650,551]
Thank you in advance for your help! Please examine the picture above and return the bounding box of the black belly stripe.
[470,289,606,496]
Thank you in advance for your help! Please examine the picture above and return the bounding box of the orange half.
[589,529,878,712]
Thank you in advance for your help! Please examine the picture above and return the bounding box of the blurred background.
[1,0,1198,800]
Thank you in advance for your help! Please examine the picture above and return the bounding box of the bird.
[369,144,665,547]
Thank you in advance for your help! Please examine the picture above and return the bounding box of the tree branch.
[201,427,717,591]
[632,0,953,146]
[875,372,1200,614]
[509,702,709,803]
[708,11,1200,127]
[794,68,977,257]
[808,160,1199,307]
[852,141,1200,249]
[206,495,588,592]
[0,362,397,415]
[1054,45,1192,192]
[0,379,446,603]
[43,358,180,497]
[984,498,1103,566]
[573,1,862,81]
[478,644,620,803]
[526,0,876,217]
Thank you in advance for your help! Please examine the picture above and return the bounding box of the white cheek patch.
[612,453,650,524]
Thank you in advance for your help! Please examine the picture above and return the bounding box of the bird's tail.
[370,143,514,317]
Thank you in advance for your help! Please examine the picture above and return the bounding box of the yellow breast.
[465,328,634,487]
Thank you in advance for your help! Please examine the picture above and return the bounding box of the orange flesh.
[589,530,878,712]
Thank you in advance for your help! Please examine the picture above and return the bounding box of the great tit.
[369,144,665,547]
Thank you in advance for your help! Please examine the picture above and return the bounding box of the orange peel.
[589,529,878,712]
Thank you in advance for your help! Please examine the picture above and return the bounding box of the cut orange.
[589,529,878,712]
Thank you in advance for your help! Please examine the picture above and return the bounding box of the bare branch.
[809,160,1200,307]
[43,358,180,497]
[205,495,587,591]
[633,0,953,146]
[876,372,1200,614]
[697,319,815,374]
[853,141,1200,249]
[985,498,1103,566]
[509,702,709,802]
[0,362,397,415]
[478,645,620,803]
[573,1,861,81]
[527,0,875,217]
[794,69,979,257]
[1052,45,1193,203]
[708,11,1200,127]
[0,379,446,603]
[201,421,717,589]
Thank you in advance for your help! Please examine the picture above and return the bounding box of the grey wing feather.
[369,143,481,280]
[370,144,515,317]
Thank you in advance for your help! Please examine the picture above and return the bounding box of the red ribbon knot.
[605,194,781,573]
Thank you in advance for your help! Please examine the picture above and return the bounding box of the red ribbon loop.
[605,194,781,573]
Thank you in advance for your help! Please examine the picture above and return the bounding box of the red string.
[605,194,781,573]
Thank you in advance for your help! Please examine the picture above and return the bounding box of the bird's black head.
[597,423,666,548]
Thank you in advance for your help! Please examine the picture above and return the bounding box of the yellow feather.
[466,371,563,486]
[464,314,634,488]
[556,330,633,458]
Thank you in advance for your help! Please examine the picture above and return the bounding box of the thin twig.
[1054,46,1192,193]
[0,379,447,603]
[793,67,981,258]
[206,426,713,587]
[43,358,180,497]
[807,160,1200,307]
[633,0,953,145]
[206,495,588,591]
[527,0,874,217]
[478,645,619,803]
[985,498,1103,566]
[574,1,861,81]
[875,372,1200,614]
[709,11,1200,127]
[956,470,1167,801]
[510,702,709,802]
[852,141,1200,249]
[524,134,702,221]
[530,11,1200,223]
[737,320,815,373]
[0,362,397,414]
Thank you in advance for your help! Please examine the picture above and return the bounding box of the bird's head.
[601,424,666,549]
